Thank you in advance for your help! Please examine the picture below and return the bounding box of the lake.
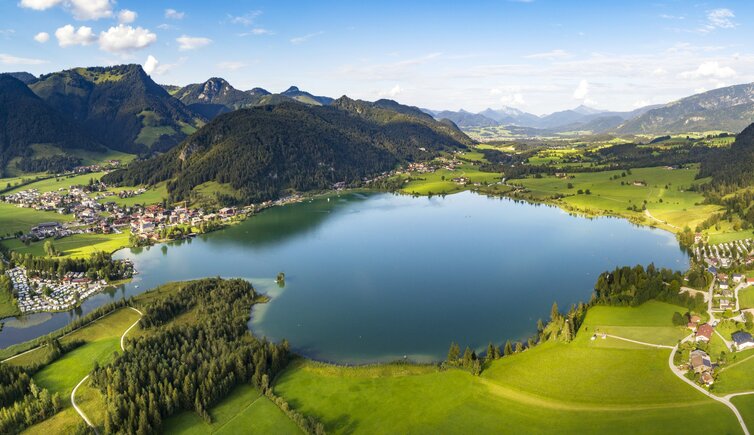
[0,192,688,362]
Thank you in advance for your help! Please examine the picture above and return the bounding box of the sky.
[0,0,752,115]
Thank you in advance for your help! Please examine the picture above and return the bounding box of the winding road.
[607,332,751,435]
[72,306,143,433]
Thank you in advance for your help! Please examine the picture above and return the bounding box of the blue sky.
[0,0,752,114]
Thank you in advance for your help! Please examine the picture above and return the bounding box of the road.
[607,332,750,435]
[73,306,143,432]
[71,375,99,435]
[120,307,143,351]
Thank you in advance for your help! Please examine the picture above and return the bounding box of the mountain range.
[428,82,754,135]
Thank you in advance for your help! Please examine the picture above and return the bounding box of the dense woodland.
[29,65,201,154]
[90,278,293,434]
[0,75,102,176]
[593,264,706,312]
[104,99,469,205]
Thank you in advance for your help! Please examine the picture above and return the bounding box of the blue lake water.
[0,191,688,362]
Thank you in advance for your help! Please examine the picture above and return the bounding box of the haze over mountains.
[426,82,754,135]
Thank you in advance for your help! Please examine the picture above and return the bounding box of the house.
[700,372,714,386]
[687,314,702,330]
[748,277,754,285]
[732,331,754,350]
[696,323,714,342]
[732,274,745,284]
[689,349,712,374]
[719,299,732,310]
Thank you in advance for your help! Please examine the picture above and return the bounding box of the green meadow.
[269,301,739,434]
[11,307,140,434]
[6,171,108,195]
[0,202,73,236]
[738,287,754,309]
[400,164,502,196]
[163,385,300,435]
[1,231,131,258]
[514,166,719,235]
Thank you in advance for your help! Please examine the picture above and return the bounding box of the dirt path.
[71,375,99,435]
[120,307,143,352]
[644,209,680,230]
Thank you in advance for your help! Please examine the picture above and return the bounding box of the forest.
[89,278,292,434]
[103,100,469,205]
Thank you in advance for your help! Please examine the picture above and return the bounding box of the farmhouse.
[732,331,754,351]
[687,314,702,330]
[689,349,712,374]
[695,323,714,342]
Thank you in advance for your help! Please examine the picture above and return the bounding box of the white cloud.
[164,8,184,20]
[143,54,158,75]
[156,23,176,31]
[239,28,273,36]
[573,79,589,99]
[679,61,736,79]
[55,24,96,47]
[0,53,48,65]
[68,0,112,20]
[386,84,403,97]
[700,8,736,33]
[651,67,667,76]
[117,9,137,24]
[500,93,525,106]
[18,0,62,11]
[217,61,246,71]
[228,11,262,26]
[99,25,157,53]
[290,31,323,45]
[176,35,211,51]
[524,49,570,60]
[34,31,50,43]
[19,0,113,20]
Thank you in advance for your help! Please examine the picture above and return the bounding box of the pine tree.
[503,340,513,356]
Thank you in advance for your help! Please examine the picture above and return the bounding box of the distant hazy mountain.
[2,72,37,85]
[478,107,541,126]
[0,75,102,173]
[434,109,499,128]
[29,64,203,154]
[280,86,334,106]
[618,83,754,134]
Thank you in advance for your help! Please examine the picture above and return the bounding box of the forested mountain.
[280,86,333,105]
[103,99,470,204]
[618,83,754,134]
[28,64,204,154]
[0,75,103,174]
[699,122,754,190]
[2,72,37,85]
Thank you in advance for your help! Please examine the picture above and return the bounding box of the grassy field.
[2,231,131,258]
[0,282,20,319]
[14,307,140,434]
[6,172,108,195]
[163,385,300,435]
[399,164,502,196]
[579,301,691,346]
[732,395,754,432]
[739,287,754,309]
[712,349,754,394]
[0,202,73,236]
[514,166,719,234]
[98,182,168,207]
[272,301,740,434]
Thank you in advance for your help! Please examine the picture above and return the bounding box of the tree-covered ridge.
[29,64,203,154]
[0,75,103,175]
[700,122,754,192]
[103,100,470,204]
[89,278,290,434]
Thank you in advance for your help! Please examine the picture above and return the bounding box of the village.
[695,238,754,269]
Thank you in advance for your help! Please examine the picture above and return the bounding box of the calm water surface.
[0,192,688,362]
